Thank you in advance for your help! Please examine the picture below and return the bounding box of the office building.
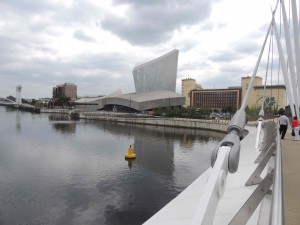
[53,83,77,100]
[191,88,242,110]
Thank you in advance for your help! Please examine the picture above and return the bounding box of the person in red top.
[292,116,299,141]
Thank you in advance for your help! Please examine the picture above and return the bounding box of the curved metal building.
[74,49,184,112]
[133,49,179,93]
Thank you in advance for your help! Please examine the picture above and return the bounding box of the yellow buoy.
[125,145,136,159]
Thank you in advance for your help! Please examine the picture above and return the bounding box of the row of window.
[191,91,240,108]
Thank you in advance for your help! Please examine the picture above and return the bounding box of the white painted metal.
[190,146,230,225]
[255,120,263,149]
[273,19,296,117]
[241,22,272,110]
[281,0,299,118]
[269,132,284,225]
[291,0,300,118]
[143,127,262,225]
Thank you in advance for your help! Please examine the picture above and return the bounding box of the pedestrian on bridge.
[292,116,299,141]
[279,113,289,139]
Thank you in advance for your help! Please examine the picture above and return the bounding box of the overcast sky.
[0,0,279,99]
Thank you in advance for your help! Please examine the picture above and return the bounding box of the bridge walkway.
[282,131,300,225]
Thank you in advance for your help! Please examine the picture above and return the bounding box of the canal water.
[0,106,225,225]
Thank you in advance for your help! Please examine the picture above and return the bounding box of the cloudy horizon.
[0,0,281,99]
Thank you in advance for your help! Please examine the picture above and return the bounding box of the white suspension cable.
[281,0,299,118]
[291,0,300,118]
[273,18,296,117]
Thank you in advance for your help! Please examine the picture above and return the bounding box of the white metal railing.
[190,146,231,225]
[190,120,283,224]
[269,130,284,225]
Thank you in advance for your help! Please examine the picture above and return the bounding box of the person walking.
[292,116,299,141]
[279,113,289,139]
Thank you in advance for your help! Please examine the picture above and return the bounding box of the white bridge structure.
[0,98,17,106]
[144,0,299,224]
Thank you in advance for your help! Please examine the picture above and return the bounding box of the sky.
[0,0,279,99]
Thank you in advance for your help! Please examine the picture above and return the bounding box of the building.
[53,83,77,100]
[133,49,179,93]
[182,78,203,107]
[190,88,242,110]
[241,76,286,109]
[188,76,286,111]
[74,49,185,112]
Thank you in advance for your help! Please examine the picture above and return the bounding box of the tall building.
[182,78,203,107]
[53,83,77,100]
[133,49,179,93]
[75,49,184,112]
[241,76,286,109]
[191,88,242,110]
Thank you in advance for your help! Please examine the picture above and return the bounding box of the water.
[0,106,225,225]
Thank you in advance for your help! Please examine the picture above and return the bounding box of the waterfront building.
[74,49,185,112]
[189,76,285,111]
[52,83,77,100]
[241,76,286,109]
[190,88,242,111]
[182,78,203,107]
[133,49,179,93]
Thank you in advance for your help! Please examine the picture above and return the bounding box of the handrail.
[269,130,284,225]
[190,146,231,225]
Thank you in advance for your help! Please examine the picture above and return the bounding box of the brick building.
[52,83,77,100]
[190,88,242,110]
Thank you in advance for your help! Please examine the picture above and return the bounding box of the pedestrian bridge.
[0,98,16,106]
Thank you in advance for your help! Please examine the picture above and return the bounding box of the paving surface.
[282,131,300,225]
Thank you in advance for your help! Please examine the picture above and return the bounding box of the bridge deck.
[282,131,300,225]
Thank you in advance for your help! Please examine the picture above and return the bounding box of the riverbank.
[82,111,229,133]
[40,109,229,133]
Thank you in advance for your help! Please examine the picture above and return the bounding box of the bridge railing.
[269,130,284,225]
[190,120,284,225]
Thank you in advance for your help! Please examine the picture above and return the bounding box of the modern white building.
[133,49,179,94]
[74,49,184,112]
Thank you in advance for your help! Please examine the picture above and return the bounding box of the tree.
[54,93,71,107]
[277,108,284,115]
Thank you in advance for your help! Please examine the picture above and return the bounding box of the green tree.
[277,108,284,115]
[54,94,71,107]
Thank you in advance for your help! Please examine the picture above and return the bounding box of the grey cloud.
[219,64,249,76]
[202,73,243,89]
[54,0,106,26]
[0,0,105,36]
[172,39,198,52]
[234,41,261,55]
[179,61,211,71]
[73,30,96,43]
[0,0,59,15]
[201,21,227,31]
[0,47,135,97]
[209,50,242,62]
[101,0,215,45]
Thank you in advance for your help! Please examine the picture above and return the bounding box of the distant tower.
[16,85,22,106]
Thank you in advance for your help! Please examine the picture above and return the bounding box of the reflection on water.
[0,106,225,225]
[125,158,135,169]
[49,114,77,134]
[52,122,76,134]
[15,110,21,132]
